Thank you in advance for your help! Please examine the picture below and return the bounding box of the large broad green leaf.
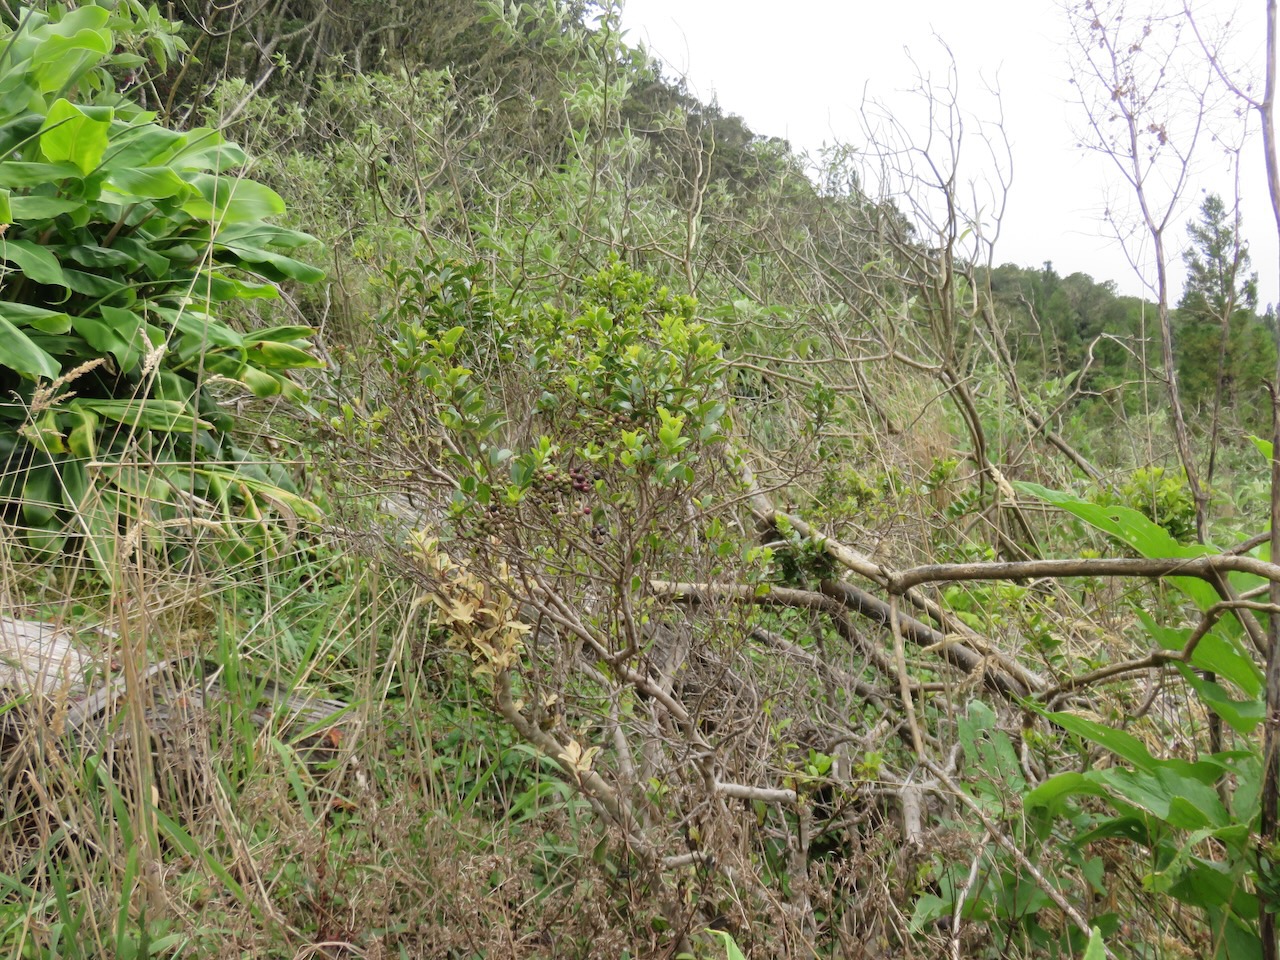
[166,129,246,172]
[245,325,315,343]
[39,99,111,174]
[1176,665,1265,735]
[63,268,127,299]
[1102,765,1228,830]
[17,409,66,456]
[272,373,308,403]
[1024,770,1113,812]
[150,305,244,349]
[28,28,112,94]
[206,221,317,250]
[102,123,186,168]
[8,195,79,219]
[200,271,279,302]
[0,75,38,120]
[247,340,322,370]
[65,243,137,269]
[0,310,60,379]
[182,173,285,223]
[72,306,144,373]
[0,161,82,187]
[1139,608,1263,696]
[1016,481,1220,610]
[238,365,282,397]
[706,929,747,960]
[1189,633,1264,697]
[214,240,325,283]
[0,300,70,332]
[65,407,97,460]
[1045,711,1159,771]
[39,4,111,38]
[1082,929,1106,960]
[57,456,88,510]
[215,468,322,522]
[97,460,172,502]
[19,461,59,528]
[1137,609,1189,651]
[1,237,66,286]
[102,164,191,201]
[201,352,247,379]
[76,398,207,433]
[111,236,169,275]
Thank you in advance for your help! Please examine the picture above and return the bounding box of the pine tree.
[1174,193,1272,439]
[1179,193,1257,320]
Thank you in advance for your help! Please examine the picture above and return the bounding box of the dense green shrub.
[0,3,323,574]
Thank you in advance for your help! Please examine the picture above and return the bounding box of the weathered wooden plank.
[0,616,352,765]
[0,616,95,698]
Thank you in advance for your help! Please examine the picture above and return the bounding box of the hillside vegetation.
[0,2,1278,958]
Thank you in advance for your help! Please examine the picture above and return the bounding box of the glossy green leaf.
[201,272,279,301]
[111,236,169,275]
[0,310,60,378]
[102,164,191,201]
[1190,633,1263,697]
[214,240,325,283]
[39,98,111,174]
[102,123,186,168]
[215,469,322,522]
[65,243,137,269]
[0,300,70,331]
[1044,711,1158,772]
[274,373,308,402]
[1017,481,1220,610]
[19,462,59,528]
[1,236,66,286]
[245,324,314,343]
[1102,765,1227,830]
[76,398,207,433]
[247,339,322,370]
[208,221,317,250]
[39,4,111,38]
[1023,770,1112,811]
[1177,665,1265,735]
[65,407,97,460]
[57,456,88,510]
[238,364,282,397]
[150,305,244,349]
[72,306,144,373]
[63,268,126,298]
[9,194,80,219]
[98,461,172,502]
[166,129,246,171]
[0,160,82,186]
[183,172,285,223]
[28,28,111,93]
[18,409,67,455]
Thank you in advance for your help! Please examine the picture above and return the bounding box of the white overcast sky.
[619,0,1279,308]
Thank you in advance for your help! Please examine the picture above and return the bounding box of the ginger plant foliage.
[0,4,323,576]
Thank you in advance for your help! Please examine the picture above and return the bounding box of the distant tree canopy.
[983,213,1275,437]
[153,0,1273,442]
[985,262,1141,398]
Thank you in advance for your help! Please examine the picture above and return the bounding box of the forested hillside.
[1,2,1279,958]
